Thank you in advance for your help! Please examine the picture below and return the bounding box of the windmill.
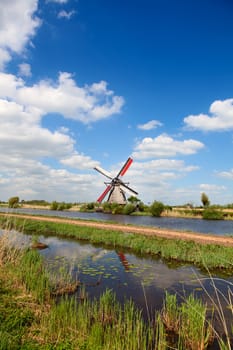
[94,157,138,204]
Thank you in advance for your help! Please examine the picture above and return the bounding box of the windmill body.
[94,157,138,204]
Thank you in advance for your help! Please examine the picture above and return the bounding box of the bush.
[50,201,58,210]
[111,203,123,214]
[57,202,66,211]
[150,201,165,217]
[123,203,136,215]
[86,202,95,210]
[102,202,112,213]
[202,208,224,220]
[8,196,20,208]
[137,201,145,212]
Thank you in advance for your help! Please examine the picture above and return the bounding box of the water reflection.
[1,228,232,320]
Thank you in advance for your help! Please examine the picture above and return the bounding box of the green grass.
[1,215,233,272]
[1,234,233,349]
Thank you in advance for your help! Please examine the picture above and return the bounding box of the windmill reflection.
[117,251,130,271]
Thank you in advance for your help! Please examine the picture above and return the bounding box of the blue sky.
[1,0,233,205]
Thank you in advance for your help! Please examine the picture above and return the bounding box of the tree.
[8,196,20,208]
[50,201,58,210]
[128,196,140,204]
[201,193,210,208]
[150,201,165,217]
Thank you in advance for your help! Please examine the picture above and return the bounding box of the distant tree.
[8,196,20,208]
[86,202,95,210]
[50,201,58,210]
[137,201,145,212]
[128,196,140,204]
[150,201,165,217]
[201,193,210,208]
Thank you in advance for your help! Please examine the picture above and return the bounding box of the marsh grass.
[155,313,168,350]
[1,215,233,272]
[1,218,233,349]
[161,291,214,350]
[38,290,154,350]
[192,267,233,350]
[179,294,213,350]
[162,291,180,332]
[18,248,51,304]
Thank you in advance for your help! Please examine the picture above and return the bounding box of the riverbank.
[1,213,233,271]
[1,232,232,349]
[1,212,233,246]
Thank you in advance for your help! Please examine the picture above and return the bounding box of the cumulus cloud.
[60,153,99,170]
[130,159,198,173]
[0,71,124,124]
[0,0,40,68]
[0,70,124,201]
[184,98,233,131]
[18,72,124,123]
[137,120,162,130]
[132,134,204,159]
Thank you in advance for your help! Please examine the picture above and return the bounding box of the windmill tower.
[94,157,138,204]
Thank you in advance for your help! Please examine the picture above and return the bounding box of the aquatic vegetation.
[179,294,213,350]
[1,235,233,349]
[1,215,233,272]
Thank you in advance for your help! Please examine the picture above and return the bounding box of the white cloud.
[131,159,199,173]
[184,98,233,131]
[0,99,75,158]
[18,63,32,77]
[217,169,233,180]
[0,48,11,70]
[132,134,204,159]
[0,0,40,68]
[0,71,124,124]
[137,120,162,130]
[58,10,76,19]
[10,72,124,123]
[199,183,226,192]
[0,71,124,201]
[61,153,100,170]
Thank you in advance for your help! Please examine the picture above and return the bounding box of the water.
[1,207,233,235]
[1,228,233,323]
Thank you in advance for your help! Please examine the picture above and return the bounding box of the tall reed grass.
[0,218,233,349]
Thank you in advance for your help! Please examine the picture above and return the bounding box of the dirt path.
[1,213,233,247]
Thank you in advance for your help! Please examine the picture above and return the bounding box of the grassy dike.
[1,215,233,272]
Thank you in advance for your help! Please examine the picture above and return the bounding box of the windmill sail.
[94,157,138,204]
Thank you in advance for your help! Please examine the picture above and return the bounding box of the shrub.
[137,201,145,212]
[202,208,224,220]
[150,201,165,217]
[86,202,95,210]
[57,202,65,211]
[123,203,136,215]
[8,196,20,208]
[50,201,58,210]
[111,203,123,214]
[102,202,112,213]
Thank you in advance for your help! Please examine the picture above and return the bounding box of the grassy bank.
[1,215,233,272]
[1,234,232,349]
